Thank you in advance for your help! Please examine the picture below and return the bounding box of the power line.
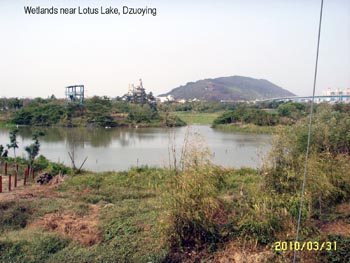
[293,0,324,262]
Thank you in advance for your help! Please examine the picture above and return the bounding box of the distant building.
[321,88,349,103]
[156,95,175,103]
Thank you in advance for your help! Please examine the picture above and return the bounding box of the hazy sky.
[0,0,349,98]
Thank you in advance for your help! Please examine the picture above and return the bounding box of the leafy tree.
[128,104,160,124]
[25,132,44,168]
[7,129,19,158]
[86,96,116,127]
[113,101,131,113]
[7,98,23,110]
[277,102,306,120]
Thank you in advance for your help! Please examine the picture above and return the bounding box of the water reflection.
[0,125,271,172]
[13,126,163,148]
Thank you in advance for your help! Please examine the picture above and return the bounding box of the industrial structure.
[121,79,156,104]
[65,85,85,104]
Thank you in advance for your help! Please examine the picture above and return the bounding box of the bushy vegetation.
[35,155,72,175]
[160,136,224,250]
[0,97,24,111]
[127,103,161,124]
[8,96,186,128]
[0,201,32,232]
[264,104,350,206]
[160,103,350,260]
[12,103,66,126]
[213,108,279,126]
[318,235,350,263]
[213,102,307,128]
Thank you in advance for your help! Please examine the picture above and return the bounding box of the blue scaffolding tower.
[65,85,85,104]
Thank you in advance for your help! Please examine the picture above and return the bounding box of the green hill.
[160,76,295,101]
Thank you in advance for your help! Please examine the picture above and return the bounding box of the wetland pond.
[0,125,271,172]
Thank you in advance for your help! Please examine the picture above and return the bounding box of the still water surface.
[0,125,271,172]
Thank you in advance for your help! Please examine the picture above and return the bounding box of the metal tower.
[65,85,85,104]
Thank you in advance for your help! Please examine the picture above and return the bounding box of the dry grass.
[212,241,276,263]
[320,220,350,236]
[30,205,102,246]
[0,179,60,201]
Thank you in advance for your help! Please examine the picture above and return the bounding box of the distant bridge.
[259,95,350,103]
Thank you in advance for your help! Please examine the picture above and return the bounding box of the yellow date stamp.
[274,241,337,251]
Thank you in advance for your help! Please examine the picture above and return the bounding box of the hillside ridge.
[160,75,295,101]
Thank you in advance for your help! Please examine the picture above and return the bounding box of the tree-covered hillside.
[160,75,295,101]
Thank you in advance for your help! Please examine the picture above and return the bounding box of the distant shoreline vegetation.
[1,97,350,136]
[0,96,186,128]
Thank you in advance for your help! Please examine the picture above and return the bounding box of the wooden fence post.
[24,168,27,186]
[15,164,18,187]
[8,174,11,192]
[0,175,2,193]
[32,167,35,180]
[15,172,18,188]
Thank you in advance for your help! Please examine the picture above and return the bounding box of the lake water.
[0,125,271,172]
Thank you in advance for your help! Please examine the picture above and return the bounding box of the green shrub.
[264,105,350,216]
[0,233,69,263]
[0,201,31,232]
[164,115,186,127]
[160,134,226,249]
[12,104,66,126]
[35,155,71,175]
[213,108,279,127]
[318,235,350,263]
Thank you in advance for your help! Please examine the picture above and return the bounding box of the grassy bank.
[0,121,16,128]
[173,111,224,125]
[0,167,168,262]
[0,166,268,263]
[213,123,278,134]
[0,164,348,262]
[0,114,15,128]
